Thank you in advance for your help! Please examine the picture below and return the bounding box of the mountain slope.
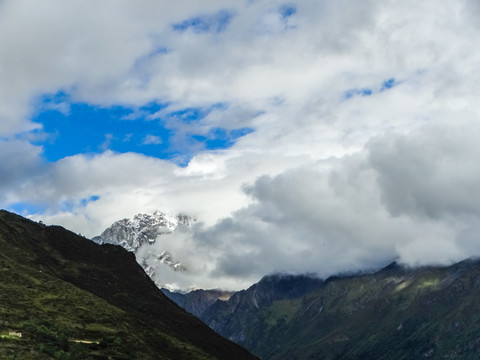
[192,261,480,359]
[0,210,258,360]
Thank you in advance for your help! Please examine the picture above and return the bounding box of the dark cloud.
[369,118,480,220]
[188,117,480,285]
[0,140,43,196]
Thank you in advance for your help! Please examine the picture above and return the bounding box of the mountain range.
[171,260,480,359]
[0,210,257,359]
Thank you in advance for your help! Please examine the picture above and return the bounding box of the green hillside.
[201,262,480,359]
[0,210,258,360]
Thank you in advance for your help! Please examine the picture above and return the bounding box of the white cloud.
[21,117,480,291]
[0,140,44,208]
[142,134,162,145]
[2,0,480,289]
[173,117,480,289]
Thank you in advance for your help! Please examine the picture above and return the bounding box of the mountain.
[161,288,234,319]
[176,261,480,359]
[196,274,325,349]
[93,211,194,288]
[92,211,193,252]
[0,210,258,360]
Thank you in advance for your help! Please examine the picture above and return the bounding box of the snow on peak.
[92,211,195,286]
[92,211,195,252]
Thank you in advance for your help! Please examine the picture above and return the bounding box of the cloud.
[142,134,162,145]
[0,140,43,203]
[18,115,480,290]
[1,0,480,289]
[190,160,402,285]
[99,134,114,151]
[369,115,480,220]
[177,117,480,288]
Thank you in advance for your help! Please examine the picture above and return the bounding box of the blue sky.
[344,78,396,99]
[172,9,235,33]
[29,76,394,166]
[29,92,253,165]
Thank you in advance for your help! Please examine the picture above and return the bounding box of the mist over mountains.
[89,210,480,359]
[168,259,480,359]
[91,207,480,293]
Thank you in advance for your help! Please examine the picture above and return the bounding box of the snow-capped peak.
[92,211,195,252]
[92,211,195,287]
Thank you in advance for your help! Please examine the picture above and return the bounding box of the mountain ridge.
[169,258,480,359]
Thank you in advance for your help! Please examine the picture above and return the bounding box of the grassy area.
[262,299,301,329]
[0,333,22,340]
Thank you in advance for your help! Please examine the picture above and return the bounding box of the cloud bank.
[189,118,480,288]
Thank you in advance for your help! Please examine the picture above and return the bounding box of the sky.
[2,0,480,290]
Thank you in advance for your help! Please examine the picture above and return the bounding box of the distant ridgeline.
[0,210,258,360]
[167,260,480,360]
